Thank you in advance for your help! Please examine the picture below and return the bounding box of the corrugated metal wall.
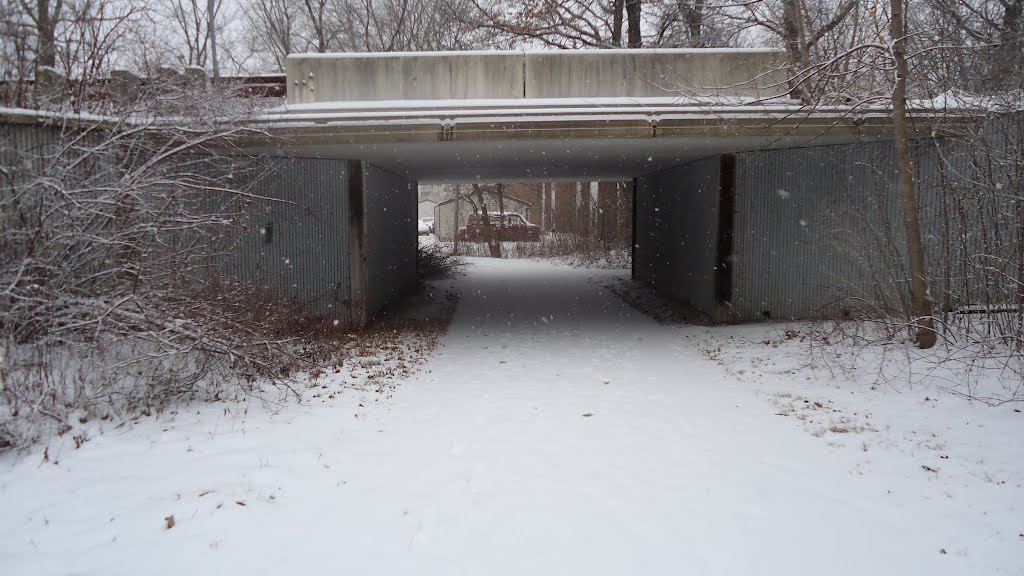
[176,154,352,317]
[364,163,417,317]
[731,140,956,321]
[733,142,899,320]
[230,155,350,317]
[916,130,1021,313]
[634,140,975,323]
[1,122,59,182]
[2,121,353,320]
[1,121,108,192]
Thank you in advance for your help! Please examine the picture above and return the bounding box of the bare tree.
[723,0,865,100]
[0,2,327,446]
[924,0,1023,90]
[21,0,63,70]
[241,0,302,70]
[166,0,211,67]
[463,0,641,49]
[163,0,232,72]
[470,183,503,257]
[238,0,488,71]
[303,0,335,51]
[890,0,937,348]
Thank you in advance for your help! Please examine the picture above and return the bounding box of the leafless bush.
[0,81,337,448]
[805,110,1024,403]
[417,241,465,280]
[449,233,631,268]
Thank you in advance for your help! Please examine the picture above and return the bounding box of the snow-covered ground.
[1,258,1022,575]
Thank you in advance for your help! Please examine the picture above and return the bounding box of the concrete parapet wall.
[287,52,525,104]
[286,49,789,104]
[525,50,787,99]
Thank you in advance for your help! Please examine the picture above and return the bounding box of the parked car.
[417,219,431,236]
[421,216,435,234]
[458,212,541,242]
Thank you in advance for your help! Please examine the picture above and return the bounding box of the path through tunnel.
[348,136,758,329]
[245,131,910,329]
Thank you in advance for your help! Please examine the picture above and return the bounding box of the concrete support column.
[634,156,732,322]
[346,160,368,327]
[362,163,418,320]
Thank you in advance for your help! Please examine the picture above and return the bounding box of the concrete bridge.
[236,49,955,327]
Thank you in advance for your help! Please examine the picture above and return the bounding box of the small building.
[417,199,437,219]
[433,191,531,240]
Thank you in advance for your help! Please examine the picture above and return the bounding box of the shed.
[417,199,437,219]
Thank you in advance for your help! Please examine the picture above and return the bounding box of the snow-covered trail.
[0,258,1019,575]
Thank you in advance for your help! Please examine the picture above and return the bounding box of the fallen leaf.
[235,500,247,507]
[164,515,175,529]
[582,412,594,417]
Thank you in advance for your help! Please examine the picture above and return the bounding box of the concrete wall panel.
[364,163,418,317]
[288,52,525,104]
[525,49,788,99]
[635,156,721,318]
[287,49,789,104]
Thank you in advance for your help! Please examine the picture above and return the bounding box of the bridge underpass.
[234,49,951,327]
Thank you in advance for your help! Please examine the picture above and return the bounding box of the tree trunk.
[781,0,811,100]
[496,184,505,258]
[35,0,60,69]
[996,0,1023,83]
[472,184,501,258]
[452,184,461,252]
[612,0,624,46]
[677,1,703,46]
[891,0,936,349]
[207,0,220,78]
[304,0,330,52]
[625,0,642,48]
[1016,191,1024,348]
